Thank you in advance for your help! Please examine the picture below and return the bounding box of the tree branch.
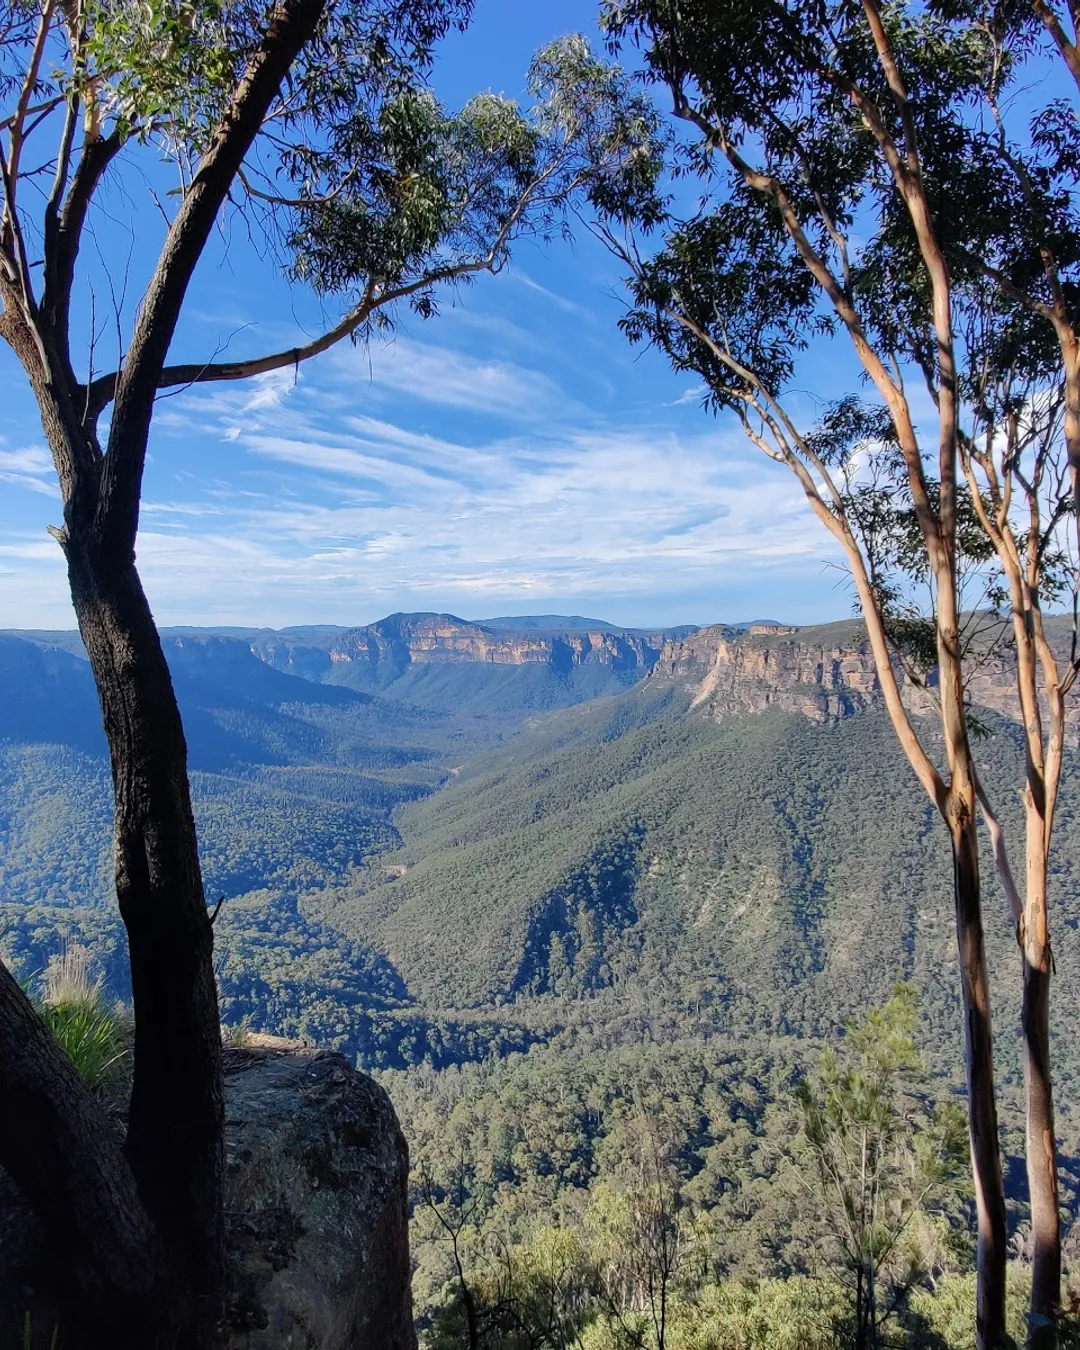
[1032,0,1080,95]
[5,0,57,196]
[98,0,328,548]
[973,772,1024,928]
[87,177,543,416]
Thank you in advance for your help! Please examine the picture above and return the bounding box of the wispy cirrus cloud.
[0,322,847,628]
[333,336,573,420]
[0,445,58,497]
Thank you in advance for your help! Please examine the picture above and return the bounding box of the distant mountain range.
[4,610,1076,1098]
[1,612,707,722]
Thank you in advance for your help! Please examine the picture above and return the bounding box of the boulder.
[222,1044,416,1350]
[0,1045,416,1350]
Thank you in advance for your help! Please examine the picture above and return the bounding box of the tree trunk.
[952,810,1008,1350]
[1024,956,1060,1329]
[1022,812,1061,1331]
[1008,614,1063,1334]
[63,533,225,1345]
[866,1259,878,1350]
[0,962,175,1347]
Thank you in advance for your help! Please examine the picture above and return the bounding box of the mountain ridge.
[1,611,697,693]
[647,616,1080,737]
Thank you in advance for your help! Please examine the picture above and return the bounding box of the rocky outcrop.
[651,620,1080,738]
[0,1047,415,1350]
[253,613,674,683]
[223,1044,415,1350]
[651,623,883,724]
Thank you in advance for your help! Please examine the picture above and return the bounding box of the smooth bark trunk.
[952,812,1008,1350]
[1022,821,1061,1329]
[1013,632,1063,1333]
[64,535,225,1344]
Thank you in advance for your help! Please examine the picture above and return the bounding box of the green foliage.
[82,0,236,142]
[796,986,970,1346]
[589,0,1076,668]
[655,1277,851,1350]
[407,993,1016,1348]
[906,1272,1032,1349]
[37,947,129,1097]
[0,626,680,1062]
[55,0,473,160]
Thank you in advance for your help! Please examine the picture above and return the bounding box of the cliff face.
[650,620,1080,737]
[652,624,882,724]
[254,613,669,681]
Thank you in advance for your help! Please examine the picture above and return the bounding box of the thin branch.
[5,0,58,194]
[973,770,1024,929]
[99,0,329,546]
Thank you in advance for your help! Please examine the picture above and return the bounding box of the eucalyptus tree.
[0,5,652,1345]
[568,4,1079,1344]
[946,12,1080,1332]
[796,986,969,1350]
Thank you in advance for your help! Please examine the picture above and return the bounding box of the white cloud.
[335,337,570,420]
[0,472,59,497]
[109,415,839,623]
[0,445,59,497]
[510,269,594,319]
[0,446,52,474]
[665,384,708,408]
[0,332,847,628]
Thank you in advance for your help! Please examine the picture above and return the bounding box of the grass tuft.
[38,946,130,1096]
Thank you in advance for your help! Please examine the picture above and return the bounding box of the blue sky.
[0,0,854,632]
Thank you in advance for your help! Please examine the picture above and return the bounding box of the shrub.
[38,946,129,1097]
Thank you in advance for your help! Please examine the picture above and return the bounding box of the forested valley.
[5,618,1080,1346]
[6,0,1080,1345]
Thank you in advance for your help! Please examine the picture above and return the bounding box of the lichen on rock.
[222,1044,416,1350]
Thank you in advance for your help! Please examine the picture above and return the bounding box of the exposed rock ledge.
[0,1047,416,1350]
[649,620,1080,739]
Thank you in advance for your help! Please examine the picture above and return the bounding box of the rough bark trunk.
[63,534,225,1344]
[1,5,328,1343]
[952,811,1008,1350]
[0,962,174,1348]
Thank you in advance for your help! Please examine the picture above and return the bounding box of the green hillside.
[7,619,1080,1336]
[314,678,1080,1333]
[322,682,1080,1084]
[0,625,674,1064]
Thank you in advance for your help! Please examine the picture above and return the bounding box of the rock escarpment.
[650,618,1080,738]
[0,1046,415,1350]
[252,612,675,683]
[652,622,881,724]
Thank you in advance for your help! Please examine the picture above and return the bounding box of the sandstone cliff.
[252,612,675,683]
[649,618,1080,738]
